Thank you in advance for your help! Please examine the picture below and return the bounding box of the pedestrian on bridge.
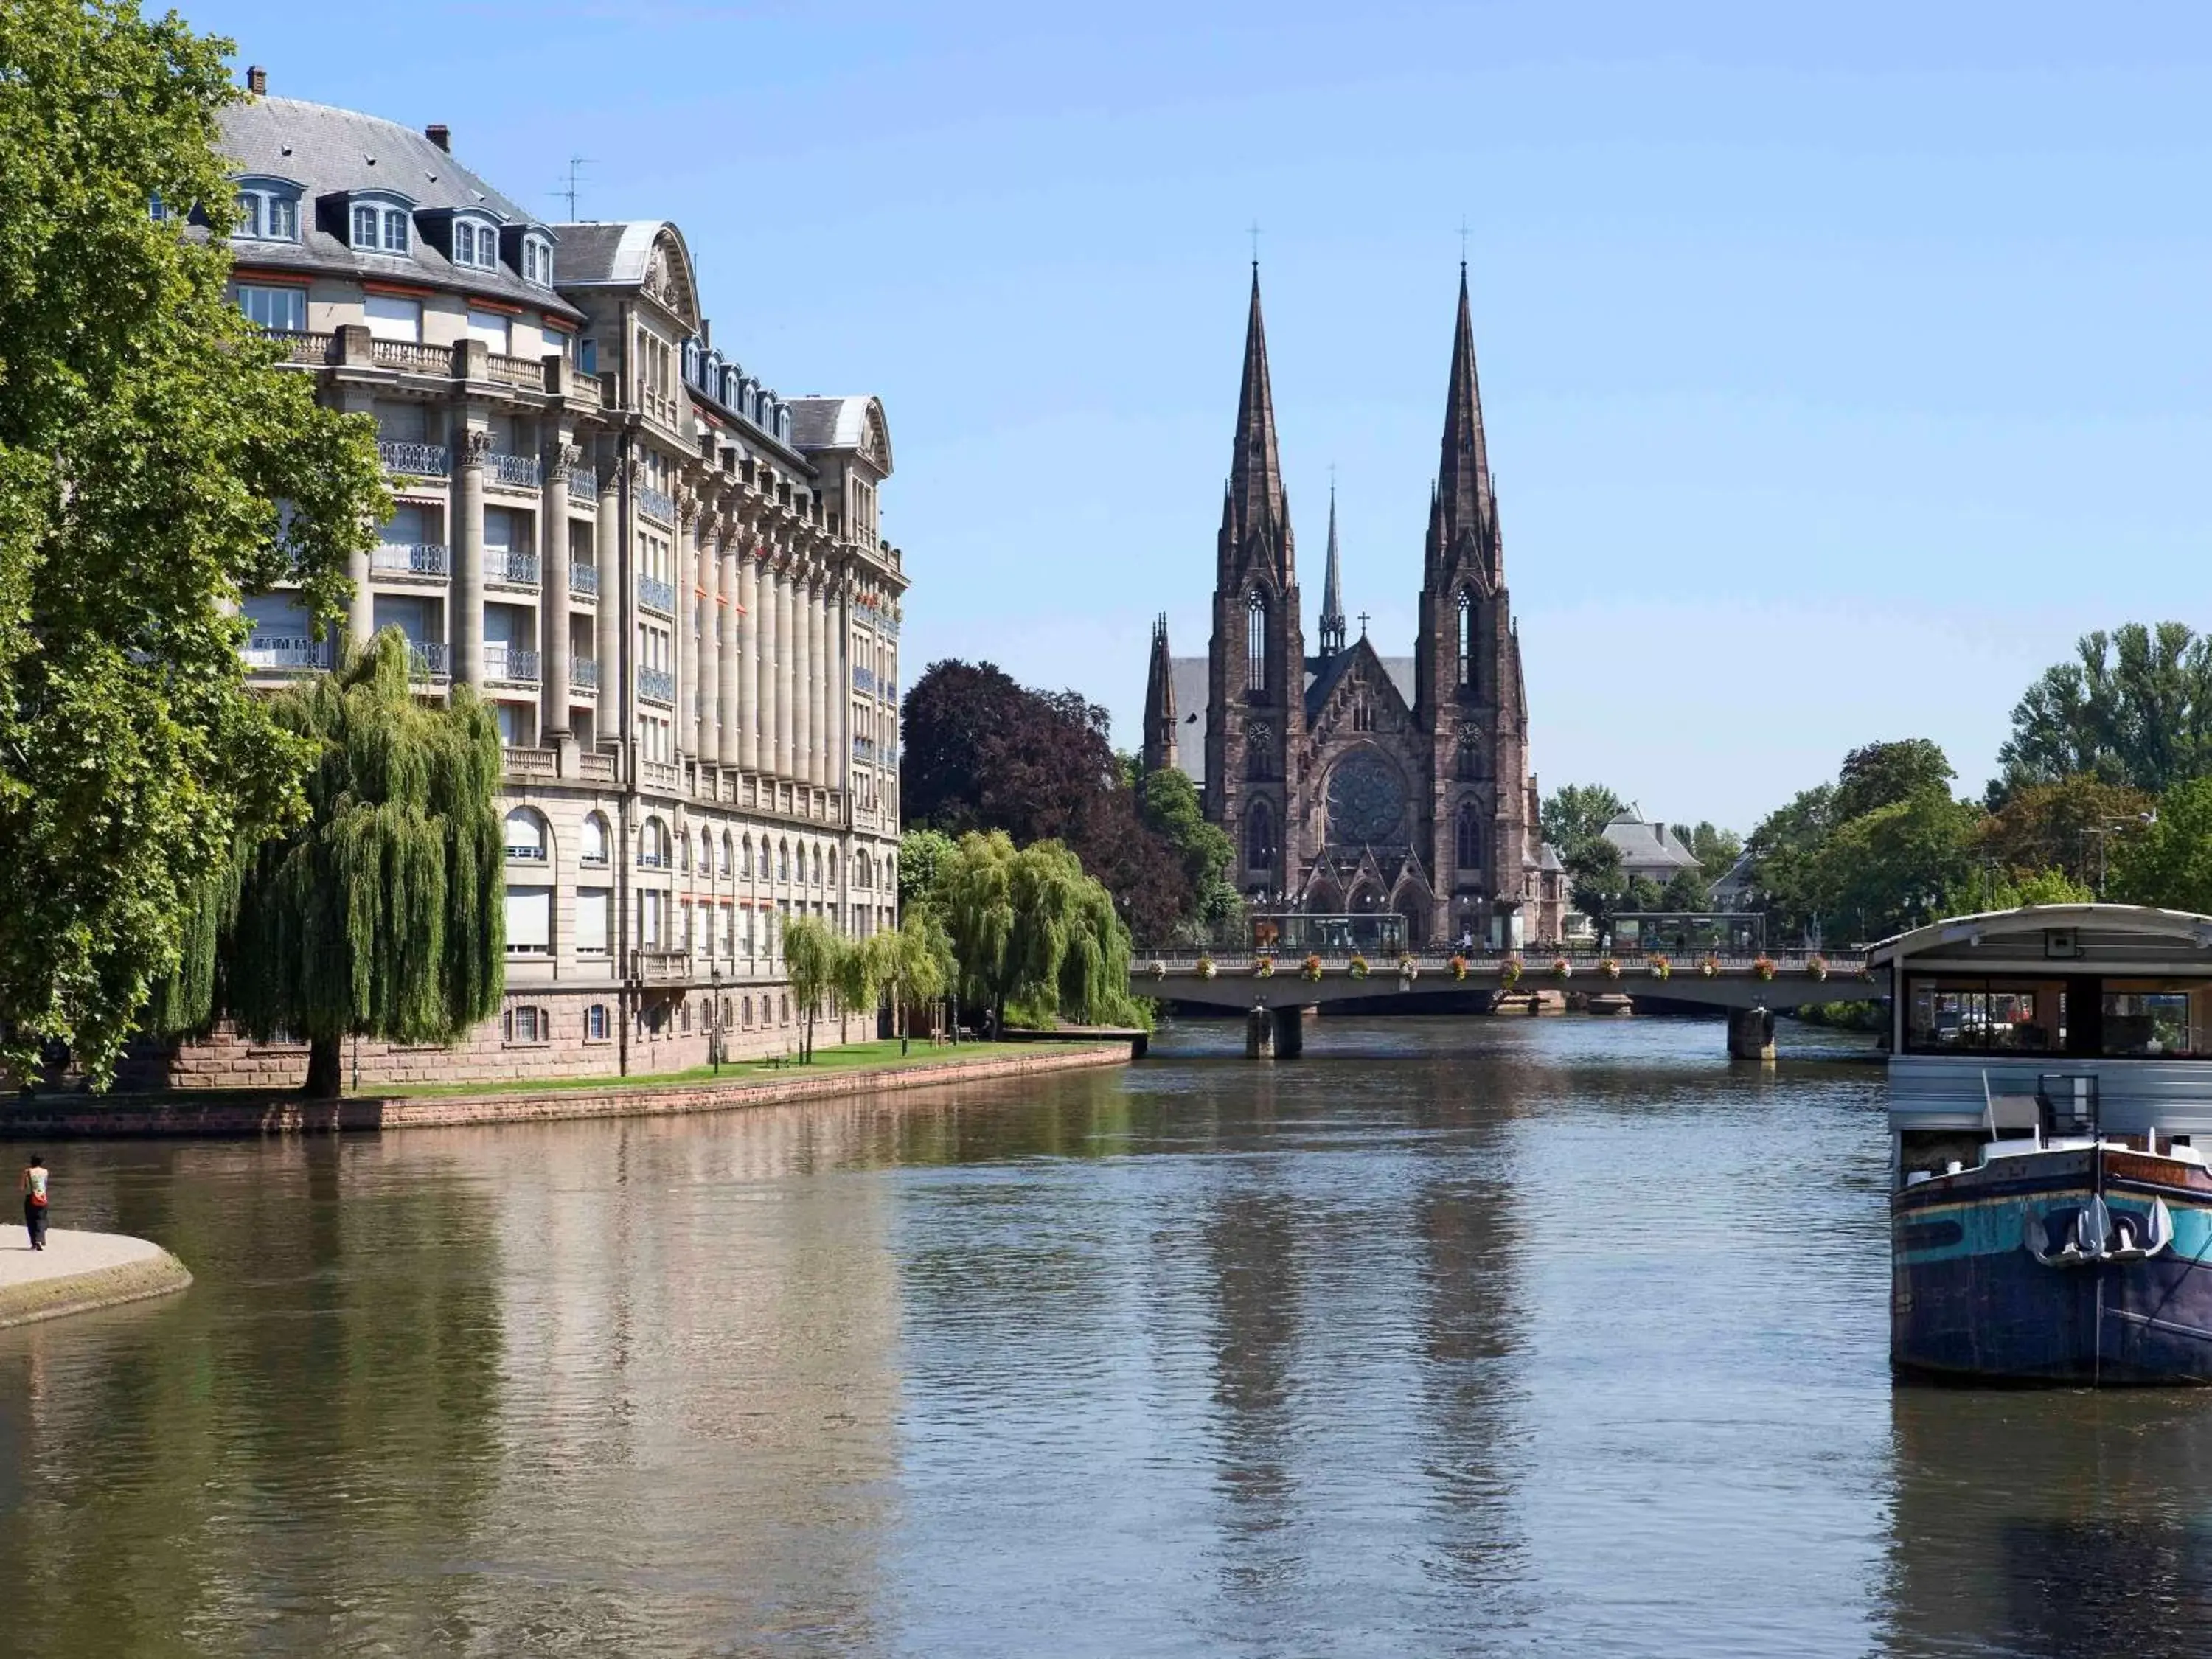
[20,1152,49,1251]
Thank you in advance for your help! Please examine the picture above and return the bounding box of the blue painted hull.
[1892,1148,2212,1385]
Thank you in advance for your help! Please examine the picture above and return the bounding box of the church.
[1141,268,1566,949]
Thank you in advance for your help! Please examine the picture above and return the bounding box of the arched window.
[678,829,692,872]
[1246,799,1277,874]
[585,1004,610,1041]
[503,807,548,862]
[827,849,838,888]
[639,818,670,869]
[1456,591,1475,689]
[742,995,754,1027]
[777,840,790,881]
[721,832,734,877]
[580,812,610,866]
[813,846,824,886]
[1245,591,1268,694]
[855,852,871,889]
[741,835,754,877]
[887,853,897,896]
[1456,801,1484,872]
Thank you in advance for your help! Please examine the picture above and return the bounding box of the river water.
[4,1015,2211,1657]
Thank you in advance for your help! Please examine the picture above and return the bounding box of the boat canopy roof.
[1868,903,2212,973]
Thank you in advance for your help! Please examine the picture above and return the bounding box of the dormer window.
[349,195,412,255]
[233,182,299,242]
[521,234,553,286]
[452,214,501,271]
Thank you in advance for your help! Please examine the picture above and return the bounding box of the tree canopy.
[159,631,504,1095]
[1540,784,1624,854]
[1994,622,2212,801]
[0,0,385,1082]
[2111,778,2212,917]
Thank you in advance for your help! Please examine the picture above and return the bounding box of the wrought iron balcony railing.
[378,440,451,478]
[637,665,675,705]
[566,467,598,504]
[487,451,540,489]
[569,563,599,599]
[572,657,599,690]
[484,644,539,685]
[371,542,449,577]
[636,484,676,524]
[244,635,332,670]
[408,640,451,679]
[497,549,540,586]
[638,574,675,616]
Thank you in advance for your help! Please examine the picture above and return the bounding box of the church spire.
[1141,613,1179,773]
[1431,263,1498,583]
[1318,481,1346,655]
[1221,264,1293,581]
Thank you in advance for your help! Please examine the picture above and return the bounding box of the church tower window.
[1456,591,1475,689]
[1246,591,1268,694]
[1456,801,1484,872]
[1246,799,1277,874]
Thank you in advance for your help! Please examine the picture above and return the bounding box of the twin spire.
[1225,262,1500,650]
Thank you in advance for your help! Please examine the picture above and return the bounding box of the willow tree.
[932,831,1145,1034]
[782,915,839,1062]
[162,630,503,1095]
[873,909,952,1048]
[0,0,385,1082]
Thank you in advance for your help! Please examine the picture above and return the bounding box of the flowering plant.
[1450,954,1470,982]
[1551,956,1573,981]
[1700,955,1721,978]
[1648,953,1672,981]
[1499,954,1524,986]
[1805,953,1829,981]
[1752,954,1777,982]
[1196,955,1217,981]
[1349,953,1371,980]
[1599,956,1622,980]
[1254,955,1276,978]
[1398,953,1419,982]
[1301,953,1324,982]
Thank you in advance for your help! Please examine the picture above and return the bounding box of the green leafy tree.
[874,909,951,1046]
[1941,865,2093,916]
[1975,773,2154,894]
[2112,778,2212,915]
[1809,791,1980,942]
[1995,623,2212,799]
[161,632,502,1096]
[1832,739,1956,824]
[0,0,384,1082]
[1565,837,1627,936]
[831,928,885,1046]
[1661,866,1711,911]
[931,830,1145,1033]
[1540,783,1624,855]
[782,914,838,1062]
[1682,822,1744,882]
[1137,763,1239,934]
[1742,784,1837,937]
[899,826,956,913]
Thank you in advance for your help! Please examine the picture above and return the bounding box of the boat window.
[2101,981,2212,1058]
[1906,977,2062,1054]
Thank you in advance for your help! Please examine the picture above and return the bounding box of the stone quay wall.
[0,1043,1133,1141]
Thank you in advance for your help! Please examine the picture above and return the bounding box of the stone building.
[170,74,908,1085]
[1146,268,1563,948]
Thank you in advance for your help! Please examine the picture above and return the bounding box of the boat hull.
[1893,1147,2212,1384]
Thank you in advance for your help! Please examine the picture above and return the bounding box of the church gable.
[1304,640,1412,743]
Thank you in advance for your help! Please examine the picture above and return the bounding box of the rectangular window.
[505,886,552,954]
[466,307,510,353]
[1905,978,2065,1054]
[268,195,296,240]
[2102,981,2212,1058]
[585,1004,609,1041]
[576,888,611,953]
[234,192,261,237]
[383,209,409,253]
[639,889,666,947]
[364,294,422,343]
[352,204,378,247]
[236,284,305,333]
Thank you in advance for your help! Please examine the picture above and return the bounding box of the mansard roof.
[788,395,893,472]
[549,219,701,328]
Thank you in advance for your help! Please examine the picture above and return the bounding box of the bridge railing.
[1132,947,1871,980]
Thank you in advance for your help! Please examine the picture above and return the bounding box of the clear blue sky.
[195,1,2212,831]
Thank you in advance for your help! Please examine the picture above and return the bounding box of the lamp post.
[2088,812,2158,899]
[709,964,723,1076]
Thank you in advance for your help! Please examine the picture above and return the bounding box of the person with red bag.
[20,1153,48,1251]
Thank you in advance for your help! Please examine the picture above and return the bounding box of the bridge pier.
[1273,1006,1305,1059]
[1728,1006,1775,1062]
[1245,1006,1273,1058]
[1245,1005,1308,1059]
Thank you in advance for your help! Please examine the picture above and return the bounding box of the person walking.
[20,1153,48,1251]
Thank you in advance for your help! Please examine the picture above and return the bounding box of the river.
[4,1015,2208,1657]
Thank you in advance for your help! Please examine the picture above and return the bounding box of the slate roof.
[215,97,582,321]
[788,397,873,453]
[1167,651,1415,787]
[1600,810,1704,880]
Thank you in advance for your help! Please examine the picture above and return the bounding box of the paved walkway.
[0,1228,192,1328]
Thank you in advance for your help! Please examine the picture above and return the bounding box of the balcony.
[573,656,599,691]
[371,542,449,577]
[852,665,877,695]
[484,644,539,685]
[486,353,543,390]
[566,467,598,504]
[495,549,540,587]
[637,484,676,525]
[567,372,603,412]
[569,563,599,599]
[245,635,333,672]
[638,574,675,616]
[487,451,540,490]
[408,640,451,680]
[632,949,690,984]
[577,748,620,783]
[503,747,559,784]
[265,329,334,366]
[378,440,451,479]
[637,664,675,706]
[370,338,452,376]
[639,757,682,793]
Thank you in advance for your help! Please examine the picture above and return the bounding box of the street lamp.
[2088,812,2158,899]
[709,963,723,1076]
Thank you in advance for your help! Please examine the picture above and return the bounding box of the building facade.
[175,76,906,1085]
[1146,268,1563,949]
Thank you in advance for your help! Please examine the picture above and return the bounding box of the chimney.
[425,122,451,152]
[245,64,267,95]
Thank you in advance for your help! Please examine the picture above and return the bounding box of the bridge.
[1130,947,1874,1060]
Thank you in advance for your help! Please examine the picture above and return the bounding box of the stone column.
[453,426,490,692]
[774,560,796,778]
[830,579,850,796]
[594,451,621,748]
[540,439,577,739]
[698,520,724,765]
[717,540,742,773]
[676,498,700,759]
[808,568,830,787]
[737,543,760,772]
[791,567,814,787]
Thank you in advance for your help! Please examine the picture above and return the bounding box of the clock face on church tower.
[1326,751,1407,846]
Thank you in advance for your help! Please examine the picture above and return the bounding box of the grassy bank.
[372,1040,1040,1097]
